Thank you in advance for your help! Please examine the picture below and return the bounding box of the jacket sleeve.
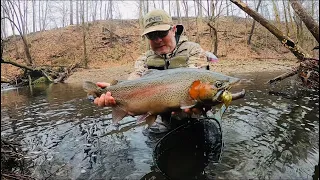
[127,54,148,80]
[187,43,209,69]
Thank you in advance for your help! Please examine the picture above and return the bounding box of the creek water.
[1,71,318,180]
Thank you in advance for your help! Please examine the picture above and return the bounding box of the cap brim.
[141,24,171,36]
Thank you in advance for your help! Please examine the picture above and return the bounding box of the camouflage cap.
[142,9,172,36]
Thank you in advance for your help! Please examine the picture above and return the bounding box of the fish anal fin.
[112,106,128,124]
[189,80,201,100]
[145,115,157,128]
[137,113,151,122]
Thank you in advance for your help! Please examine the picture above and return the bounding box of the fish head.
[189,74,240,105]
[210,76,240,101]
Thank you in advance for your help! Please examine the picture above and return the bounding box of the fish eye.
[215,81,223,88]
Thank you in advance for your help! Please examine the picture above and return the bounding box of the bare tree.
[32,0,36,32]
[289,0,319,43]
[62,1,67,27]
[107,0,113,20]
[99,0,103,20]
[76,0,79,25]
[3,0,33,66]
[81,0,88,68]
[70,0,73,25]
[230,0,311,60]
[271,0,281,29]
[1,0,8,38]
[176,0,182,24]
[39,0,49,31]
[247,0,262,45]
[86,0,89,22]
[195,0,203,43]
[168,0,171,16]
[294,14,304,46]
[282,0,289,36]
[287,0,296,35]
[91,1,98,22]
[181,0,189,34]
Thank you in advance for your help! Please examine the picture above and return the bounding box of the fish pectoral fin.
[112,106,128,124]
[145,115,157,128]
[180,100,197,109]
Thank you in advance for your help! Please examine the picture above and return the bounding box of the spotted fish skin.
[83,68,239,126]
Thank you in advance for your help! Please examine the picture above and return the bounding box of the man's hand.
[93,82,116,107]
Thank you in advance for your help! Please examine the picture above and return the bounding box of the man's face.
[146,26,177,55]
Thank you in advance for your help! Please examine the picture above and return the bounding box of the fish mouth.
[212,78,240,100]
[212,76,244,104]
[211,89,245,105]
[230,89,246,100]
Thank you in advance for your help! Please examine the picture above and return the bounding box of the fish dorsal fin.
[142,69,160,77]
[189,80,201,100]
[110,79,119,86]
[111,106,128,124]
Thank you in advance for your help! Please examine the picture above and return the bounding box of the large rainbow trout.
[83,68,245,126]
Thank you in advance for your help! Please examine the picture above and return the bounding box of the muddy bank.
[65,59,297,85]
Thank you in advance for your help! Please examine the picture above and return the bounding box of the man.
[94,9,211,133]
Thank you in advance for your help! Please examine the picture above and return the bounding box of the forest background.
[1,0,319,84]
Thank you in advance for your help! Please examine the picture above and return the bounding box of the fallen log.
[53,62,80,83]
[230,0,318,90]
[267,68,298,84]
[1,58,80,86]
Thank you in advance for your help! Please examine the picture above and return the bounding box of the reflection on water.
[1,71,319,180]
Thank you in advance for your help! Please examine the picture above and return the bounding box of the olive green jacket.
[128,36,209,80]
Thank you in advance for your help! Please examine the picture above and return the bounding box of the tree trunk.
[289,0,319,43]
[247,0,262,45]
[207,22,218,55]
[271,0,281,29]
[230,0,311,61]
[70,0,73,25]
[282,0,289,36]
[293,14,304,47]
[76,0,79,24]
[181,0,189,35]
[176,0,182,24]
[1,6,7,39]
[81,0,88,68]
[32,0,36,32]
[287,1,295,35]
